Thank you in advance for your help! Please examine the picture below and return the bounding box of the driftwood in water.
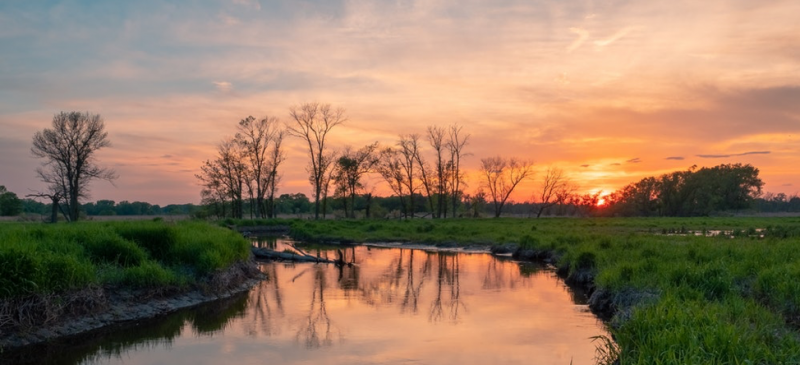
[251,247,337,264]
[250,247,354,267]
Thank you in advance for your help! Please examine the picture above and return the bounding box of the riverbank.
[0,259,262,350]
[237,217,800,364]
[0,220,256,350]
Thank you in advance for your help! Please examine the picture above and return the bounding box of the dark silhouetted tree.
[31,111,117,222]
[332,143,379,218]
[479,156,534,218]
[534,167,573,218]
[287,102,346,219]
[0,186,23,216]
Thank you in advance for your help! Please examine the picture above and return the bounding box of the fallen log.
[251,247,337,264]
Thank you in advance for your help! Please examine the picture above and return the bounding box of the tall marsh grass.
[0,221,251,298]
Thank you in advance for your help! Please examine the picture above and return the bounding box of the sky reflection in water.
[63,242,608,365]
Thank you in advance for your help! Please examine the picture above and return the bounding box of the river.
[8,239,610,364]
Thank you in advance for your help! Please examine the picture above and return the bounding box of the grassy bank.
[0,220,251,299]
[237,217,800,364]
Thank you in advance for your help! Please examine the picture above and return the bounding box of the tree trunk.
[50,199,59,223]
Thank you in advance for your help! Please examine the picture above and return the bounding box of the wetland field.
[3,216,800,364]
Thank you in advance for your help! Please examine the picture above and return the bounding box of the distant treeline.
[19,199,199,217]
[5,163,798,219]
[599,163,782,217]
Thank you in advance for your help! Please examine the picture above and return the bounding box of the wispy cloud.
[627,157,642,163]
[696,151,771,158]
[567,27,589,52]
[666,156,685,160]
[594,27,633,47]
[580,164,590,168]
[213,81,233,93]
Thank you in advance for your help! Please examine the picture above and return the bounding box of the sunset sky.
[1,0,799,205]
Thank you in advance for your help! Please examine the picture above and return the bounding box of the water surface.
[9,242,609,364]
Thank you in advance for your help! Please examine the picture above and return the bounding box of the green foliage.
[113,260,181,288]
[82,232,147,267]
[264,216,800,364]
[0,185,24,216]
[38,253,95,292]
[0,221,250,298]
[603,163,764,217]
[113,222,178,261]
[0,249,40,297]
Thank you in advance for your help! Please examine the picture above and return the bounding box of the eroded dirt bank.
[0,259,263,350]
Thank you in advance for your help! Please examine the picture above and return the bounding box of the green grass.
[0,220,251,297]
[231,216,800,364]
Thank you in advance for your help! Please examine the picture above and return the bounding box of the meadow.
[232,216,800,364]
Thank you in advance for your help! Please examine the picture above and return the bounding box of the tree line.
[197,102,553,220]
[599,164,765,217]
[21,109,787,221]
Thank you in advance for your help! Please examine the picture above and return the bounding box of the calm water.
[9,241,609,365]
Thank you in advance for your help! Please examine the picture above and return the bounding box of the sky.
[1,0,799,205]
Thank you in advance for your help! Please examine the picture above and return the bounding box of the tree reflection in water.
[296,265,341,348]
[246,263,286,337]
[401,250,425,314]
[430,254,466,323]
[7,244,608,365]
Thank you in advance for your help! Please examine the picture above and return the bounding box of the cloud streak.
[696,151,771,158]
[567,27,589,52]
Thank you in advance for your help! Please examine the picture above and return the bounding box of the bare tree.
[479,156,534,218]
[414,151,436,217]
[332,143,379,218]
[31,111,117,222]
[447,124,470,218]
[287,102,346,219]
[197,138,247,218]
[427,126,447,218]
[26,191,65,223]
[398,134,421,218]
[319,151,338,219]
[265,130,286,218]
[235,115,280,218]
[534,166,574,218]
[376,147,409,218]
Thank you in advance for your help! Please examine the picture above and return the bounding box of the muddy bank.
[0,259,263,350]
